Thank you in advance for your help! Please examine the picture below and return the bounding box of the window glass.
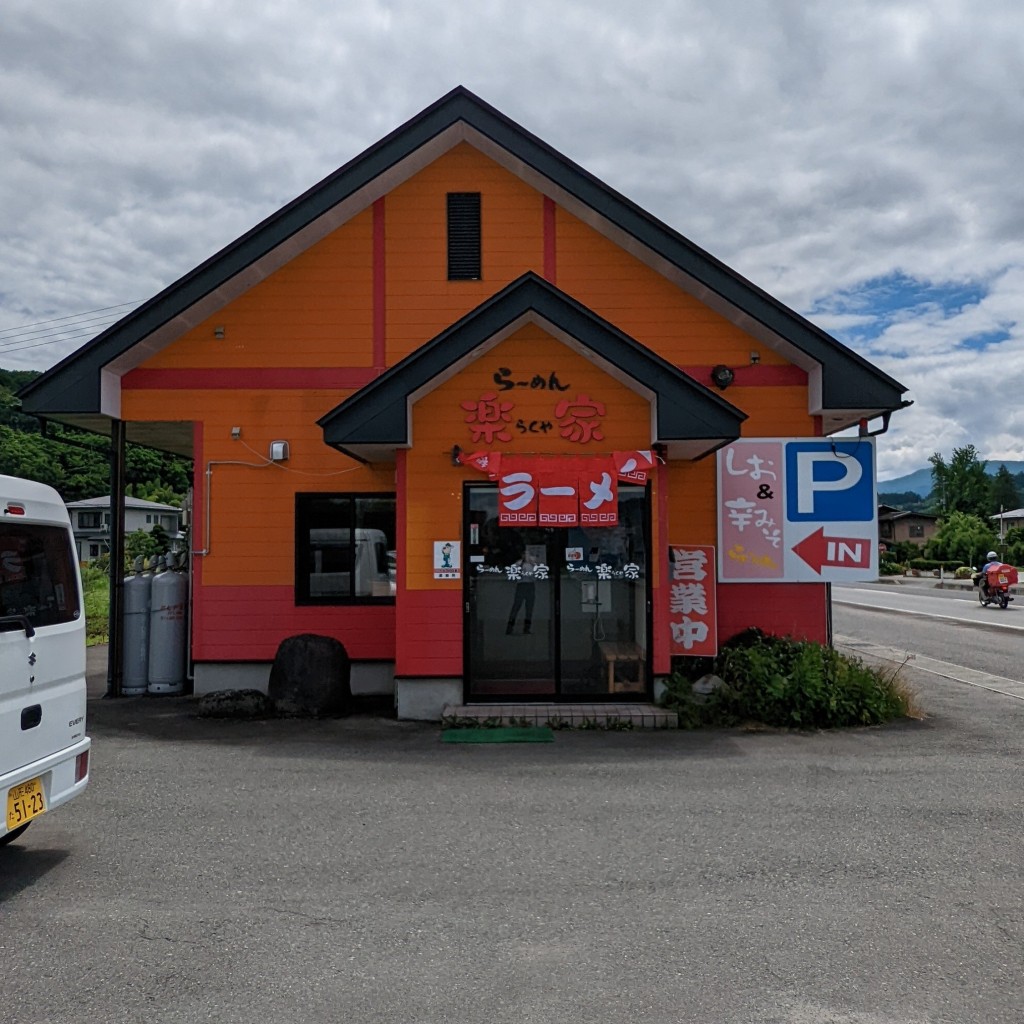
[296,494,396,604]
[79,511,100,529]
[0,524,81,628]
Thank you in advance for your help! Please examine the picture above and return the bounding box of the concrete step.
[443,702,677,729]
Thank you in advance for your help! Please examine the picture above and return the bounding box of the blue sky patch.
[811,271,988,345]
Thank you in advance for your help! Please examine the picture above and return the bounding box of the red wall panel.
[716,583,829,646]
[395,590,463,677]
[192,584,395,661]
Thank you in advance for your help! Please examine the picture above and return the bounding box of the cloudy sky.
[2,0,1022,482]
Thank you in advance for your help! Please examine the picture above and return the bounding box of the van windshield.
[0,524,81,628]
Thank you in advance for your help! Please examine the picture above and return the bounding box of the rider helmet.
[987,551,998,560]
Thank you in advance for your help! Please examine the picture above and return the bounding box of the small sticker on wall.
[434,540,461,579]
[565,547,584,562]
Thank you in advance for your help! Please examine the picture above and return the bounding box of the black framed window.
[78,511,101,529]
[296,494,396,604]
[0,523,81,628]
[447,192,481,280]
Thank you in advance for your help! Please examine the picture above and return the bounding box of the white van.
[1,476,90,846]
[308,527,394,598]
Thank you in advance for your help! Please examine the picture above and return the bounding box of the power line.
[0,324,126,356]
[0,312,127,348]
[0,300,140,338]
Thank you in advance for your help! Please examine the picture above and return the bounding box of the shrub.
[660,628,913,730]
[879,559,904,576]
[908,558,964,572]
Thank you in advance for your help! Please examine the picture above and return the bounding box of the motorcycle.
[973,563,1018,609]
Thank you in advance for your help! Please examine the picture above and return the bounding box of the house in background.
[20,87,908,717]
[877,504,939,549]
[991,508,1024,538]
[66,495,183,563]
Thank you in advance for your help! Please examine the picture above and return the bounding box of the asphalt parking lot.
[2,659,1022,1024]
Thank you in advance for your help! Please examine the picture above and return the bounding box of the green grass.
[80,564,109,647]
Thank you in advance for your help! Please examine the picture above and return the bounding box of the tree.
[928,445,991,518]
[989,464,1020,516]
[925,510,998,566]
[124,524,172,567]
[1002,527,1024,568]
[877,490,924,510]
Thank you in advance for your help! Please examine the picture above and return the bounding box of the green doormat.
[442,726,554,743]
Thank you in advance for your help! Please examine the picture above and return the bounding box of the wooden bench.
[598,641,645,692]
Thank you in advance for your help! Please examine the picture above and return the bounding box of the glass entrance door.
[464,485,649,700]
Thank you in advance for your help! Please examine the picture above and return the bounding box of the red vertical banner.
[538,459,579,525]
[498,456,538,526]
[579,456,618,526]
[667,545,718,657]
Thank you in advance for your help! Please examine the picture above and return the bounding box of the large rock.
[196,689,275,719]
[268,634,351,717]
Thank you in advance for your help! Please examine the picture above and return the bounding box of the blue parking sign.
[785,441,875,522]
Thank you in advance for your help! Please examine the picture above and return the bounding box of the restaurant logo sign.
[460,390,608,446]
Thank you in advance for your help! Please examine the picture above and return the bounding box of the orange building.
[21,88,907,718]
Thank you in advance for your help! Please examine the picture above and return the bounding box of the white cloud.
[2,0,1024,481]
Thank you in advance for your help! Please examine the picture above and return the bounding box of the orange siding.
[141,208,375,369]
[666,459,718,545]
[385,143,545,362]
[555,207,786,368]
[737,386,816,436]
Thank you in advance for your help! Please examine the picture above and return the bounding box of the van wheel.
[0,823,31,846]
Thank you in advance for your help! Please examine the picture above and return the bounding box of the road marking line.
[832,595,1024,633]
[835,635,1024,701]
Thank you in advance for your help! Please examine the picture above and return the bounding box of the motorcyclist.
[978,550,1001,596]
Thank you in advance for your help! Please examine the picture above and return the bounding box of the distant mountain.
[879,460,1024,499]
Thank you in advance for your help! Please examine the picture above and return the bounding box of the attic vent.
[447,192,481,280]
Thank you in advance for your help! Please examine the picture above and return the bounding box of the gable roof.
[318,273,746,462]
[65,495,180,511]
[877,505,938,522]
[19,86,907,444]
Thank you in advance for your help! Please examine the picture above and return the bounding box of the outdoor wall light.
[214,325,225,339]
[710,364,735,390]
[451,444,463,467]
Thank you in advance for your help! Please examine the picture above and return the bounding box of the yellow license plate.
[7,777,46,830]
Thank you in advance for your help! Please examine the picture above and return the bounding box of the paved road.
[2,654,1022,1023]
[833,579,1024,685]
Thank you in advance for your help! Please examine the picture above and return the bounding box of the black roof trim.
[20,85,905,416]
[318,273,746,456]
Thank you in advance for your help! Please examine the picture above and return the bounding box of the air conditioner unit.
[99,524,109,532]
